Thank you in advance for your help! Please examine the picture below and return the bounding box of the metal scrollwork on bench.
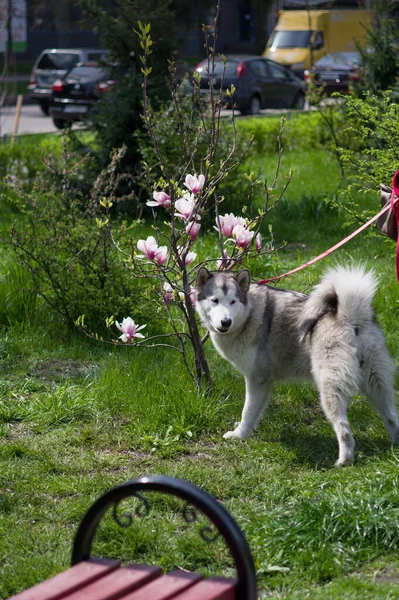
[182,503,220,542]
[111,492,219,543]
[112,492,150,528]
[71,475,257,600]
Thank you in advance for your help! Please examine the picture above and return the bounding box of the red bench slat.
[55,564,162,600]
[119,570,202,600]
[171,577,237,600]
[7,559,121,600]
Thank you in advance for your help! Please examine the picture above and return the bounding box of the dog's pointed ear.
[235,269,250,292]
[196,267,213,289]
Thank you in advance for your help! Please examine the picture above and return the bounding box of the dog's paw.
[223,428,248,440]
[334,456,354,467]
[391,427,399,445]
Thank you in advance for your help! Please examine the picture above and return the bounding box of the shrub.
[234,112,331,155]
[321,92,399,229]
[5,142,158,333]
[338,92,399,191]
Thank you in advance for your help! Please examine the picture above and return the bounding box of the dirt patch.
[374,564,399,584]
[183,451,215,461]
[29,359,99,382]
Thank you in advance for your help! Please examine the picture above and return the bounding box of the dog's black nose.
[221,318,232,329]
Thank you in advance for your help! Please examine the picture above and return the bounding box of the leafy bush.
[234,112,332,155]
[338,92,399,190]
[315,91,399,230]
[4,142,157,332]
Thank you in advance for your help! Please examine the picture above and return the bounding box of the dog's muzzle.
[217,318,232,333]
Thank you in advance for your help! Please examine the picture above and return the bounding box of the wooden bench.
[7,476,257,600]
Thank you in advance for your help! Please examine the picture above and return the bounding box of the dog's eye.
[211,298,219,305]
[230,300,236,305]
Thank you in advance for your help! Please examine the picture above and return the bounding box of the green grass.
[0,81,29,98]
[1,136,399,599]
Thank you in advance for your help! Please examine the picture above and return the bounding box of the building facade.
[4,0,396,62]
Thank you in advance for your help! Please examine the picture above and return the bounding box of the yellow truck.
[264,10,372,76]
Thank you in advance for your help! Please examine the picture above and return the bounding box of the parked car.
[49,62,114,129]
[28,48,107,115]
[194,55,305,115]
[304,52,361,95]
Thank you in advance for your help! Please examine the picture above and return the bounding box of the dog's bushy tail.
[299,265,377,341]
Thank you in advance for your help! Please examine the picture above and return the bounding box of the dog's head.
[195,267,251,334]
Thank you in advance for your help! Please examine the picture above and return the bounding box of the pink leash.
[391,170,399,282]
[258,185,398,286]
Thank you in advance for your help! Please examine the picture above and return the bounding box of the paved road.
[0,102,59,137]
[0,101,311,139]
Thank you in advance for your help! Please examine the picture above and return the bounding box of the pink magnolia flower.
[137,236,158,260]
[146,190,171,209]
[137,236,168,265]
[115,317,146,342]
[175,193,195,220]
[256,233,262,254]
[186,220,201,241]
[163,282,174,305]
[154,246,168,265]
[233,224,254,249]
[185,251,197,266]
[177,246,197,266]
[216,213,235,237]
[234,216,248,228]
[184,173,205,195]
[216,213,248,238]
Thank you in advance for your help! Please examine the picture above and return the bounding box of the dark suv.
[49,63,114,129]
[28,48,107,115]
[195,55,305,115]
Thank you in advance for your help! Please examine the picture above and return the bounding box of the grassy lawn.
[1,129,399,599]
[0,81,29,98]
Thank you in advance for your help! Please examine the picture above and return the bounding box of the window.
[37,52,80,70]
[196,60,239,77]
[267,61,289,81]
[270,30,312,49]
[248,60,269,77]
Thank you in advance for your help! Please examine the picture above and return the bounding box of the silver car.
[28,48,107,115]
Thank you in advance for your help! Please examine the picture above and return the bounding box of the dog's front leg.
[223,378,272,439]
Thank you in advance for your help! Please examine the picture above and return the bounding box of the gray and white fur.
[195,265,399,466]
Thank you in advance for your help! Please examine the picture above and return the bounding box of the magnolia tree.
[83,15,291,390]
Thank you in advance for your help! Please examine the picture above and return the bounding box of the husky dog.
[195,265,399,466]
